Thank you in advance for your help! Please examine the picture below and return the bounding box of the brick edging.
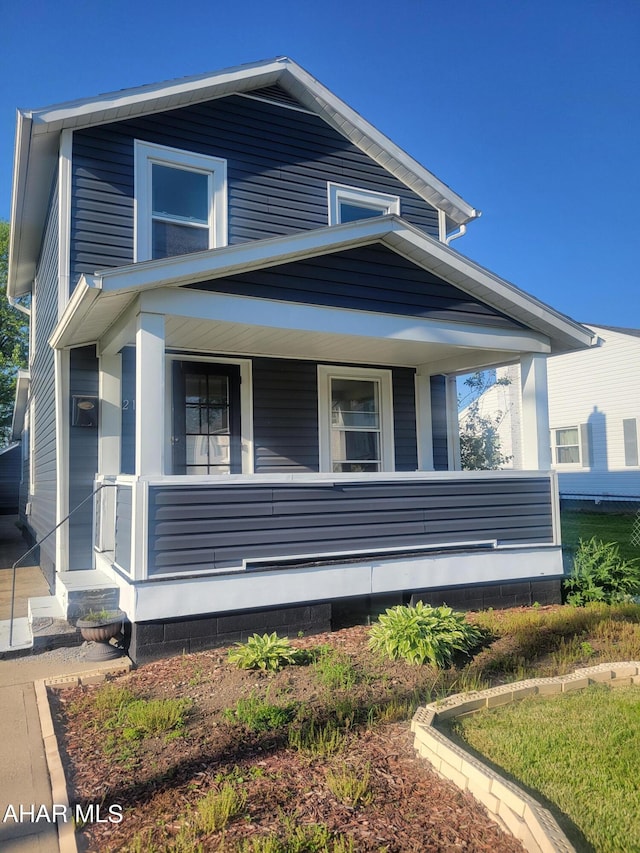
[34,659,132,853]
[411,662,640,853]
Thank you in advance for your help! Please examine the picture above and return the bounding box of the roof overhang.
[11,368,30,441]
[50,216,595,359]
[8,57,479,299]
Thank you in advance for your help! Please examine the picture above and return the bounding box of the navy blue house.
[7,58,594,659]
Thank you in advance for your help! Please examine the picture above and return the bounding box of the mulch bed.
[51,626,524,852]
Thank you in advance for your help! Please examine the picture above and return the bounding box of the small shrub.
[368,602,483,667]
[288,719,346,756]
[228,633,303,672]
[224,693,298,732]
[564,537,640,606]
[326,763,373,807]
[120,697,192,740]
[312,646,359,691]
[196,782,247,832]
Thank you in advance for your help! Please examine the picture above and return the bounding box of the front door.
[172,361,242,474]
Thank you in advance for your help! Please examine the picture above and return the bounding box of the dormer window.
[327,182,400,225]
[134,141,227,261]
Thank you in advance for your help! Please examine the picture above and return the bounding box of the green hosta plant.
[368,602,483,668]
[564,537,640,606]
[227,632,302,672]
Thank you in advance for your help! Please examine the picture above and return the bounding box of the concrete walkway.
[0,515,130,852]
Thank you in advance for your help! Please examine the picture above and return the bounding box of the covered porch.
[49,218,593,654]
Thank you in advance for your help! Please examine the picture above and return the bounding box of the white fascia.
[139,287,551,355]
[58,129,73,319]
[88,216,593,352]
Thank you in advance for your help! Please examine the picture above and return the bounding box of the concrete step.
[0,617,32,655]
[56,570,120,620]
[29,596,80,650]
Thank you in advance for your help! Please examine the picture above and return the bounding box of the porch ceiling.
[162,314,506,371]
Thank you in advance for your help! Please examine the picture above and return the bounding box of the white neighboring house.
[461,326,640,502]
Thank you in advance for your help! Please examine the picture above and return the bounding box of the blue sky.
[1,0,638,328]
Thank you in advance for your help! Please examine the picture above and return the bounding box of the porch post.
[415,367,434,470]
[445,375,461,471]
[520,353,551,470]
[135,312,165,476]
[98,354,121,475]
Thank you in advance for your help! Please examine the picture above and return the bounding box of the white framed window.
[552,426,581,465]
[318,365,395,473]
[327,182,400,226]
[134,140,227,262]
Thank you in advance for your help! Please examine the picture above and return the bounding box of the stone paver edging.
[411,662,640,853]
[34,660,132,853]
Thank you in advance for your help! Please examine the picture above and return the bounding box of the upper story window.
[134,141,227,261]
[327,182,400,226]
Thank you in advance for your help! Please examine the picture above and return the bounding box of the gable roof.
[583,324,640,339]
[50,215,594,356]
[8,57,479,298]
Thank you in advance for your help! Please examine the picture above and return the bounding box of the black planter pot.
[76,611,125,661]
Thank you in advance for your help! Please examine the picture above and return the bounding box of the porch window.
[134,141,227,261]
[553,427,580,465]
[327,182,400,225]
[318,366,395,472]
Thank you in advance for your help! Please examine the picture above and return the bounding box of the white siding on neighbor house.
[467,327,640,499]
[546,326,640,499]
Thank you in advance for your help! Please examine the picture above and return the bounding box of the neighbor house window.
[553,427,580,465]
[134,141,227,261]
[327,182,400,225]
[318,366,395,472]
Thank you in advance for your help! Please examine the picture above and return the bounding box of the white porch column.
[98,354,121,475]
[446,375,461,471]
[520,353,551,470]
[135,312,165,476]
[415,367,434,471]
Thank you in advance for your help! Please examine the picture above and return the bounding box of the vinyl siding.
[68,346,99,569]
[430,376,449,470]
[189,244,522,329]
[30,181,59,582]
[70,91,440,288]
[251,359,418,474]
[478,330,640,498]
[146,476,554,576]
[115,484,132,573]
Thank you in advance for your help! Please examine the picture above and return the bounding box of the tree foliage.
[458,371,511,470]
[0,221,29,446]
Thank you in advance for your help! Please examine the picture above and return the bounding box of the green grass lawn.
[450,685,640,853]
[561,509,639,563]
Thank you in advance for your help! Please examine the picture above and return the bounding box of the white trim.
[520,353,551,470]
[57,129,73,319]
[98,353,121,475]
[54,348,70,572]
[120,545,563,623]
[551,424,582,467]
[135,312,165,476]
[445,375,461,470]
[164,354,254,475]
[134,140,227,262]
[317,364,395,473]
[415,367,434,471]
[77,216,593,353]
[327,182,400,225]
[437,209,447,243]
